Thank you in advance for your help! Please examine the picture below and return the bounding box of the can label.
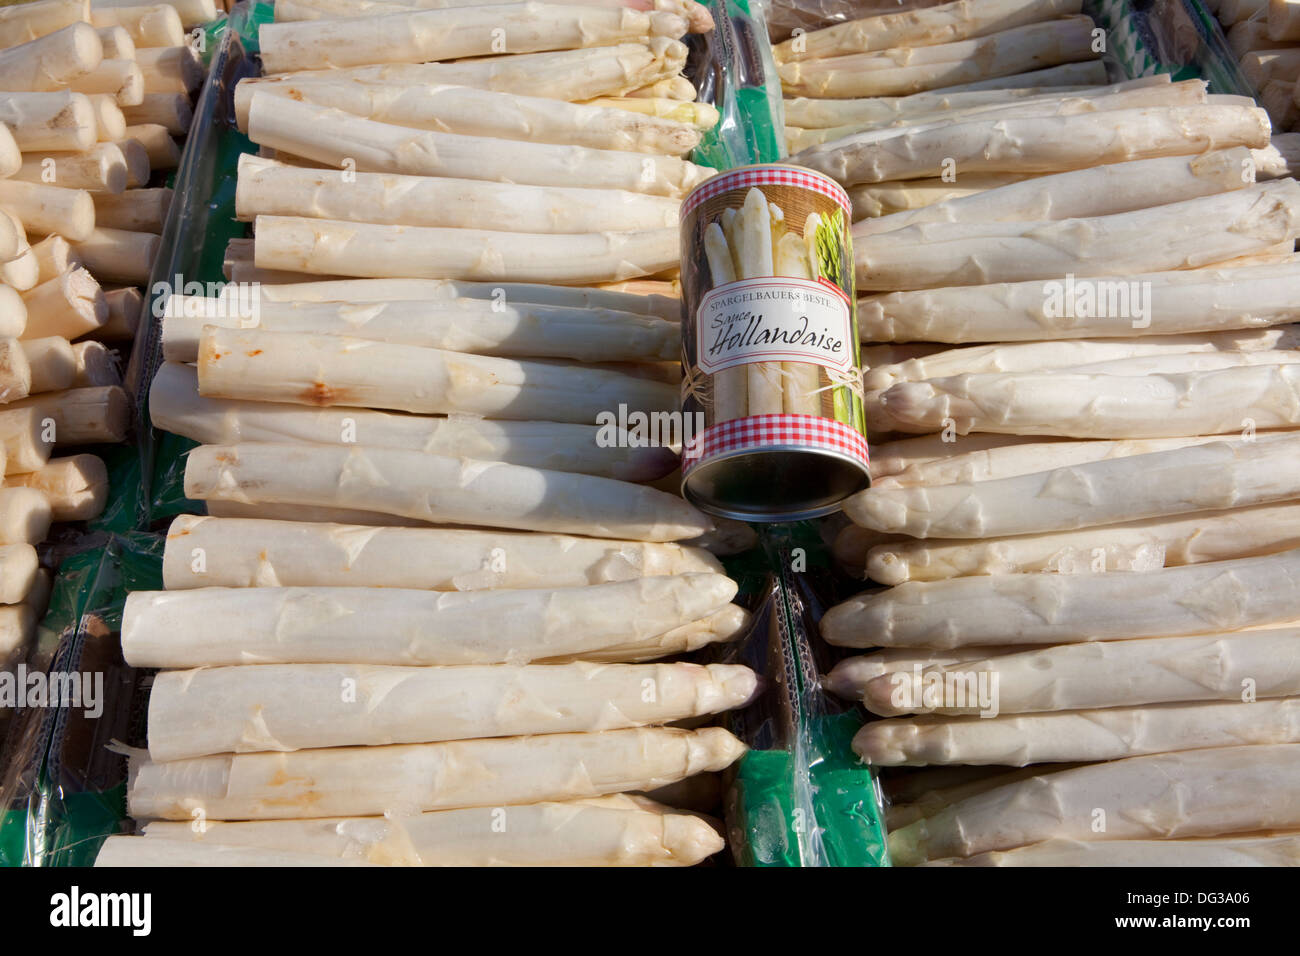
[696,278,854,374]
[679,164,869,519]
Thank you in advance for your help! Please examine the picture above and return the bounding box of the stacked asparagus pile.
[1210,0,1300,132]
[773,0,1300,867]
[0,0,211,670]
[774,0,1108,157]
[98,0,759,868]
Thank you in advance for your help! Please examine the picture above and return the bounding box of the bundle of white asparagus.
[117,1,767,867]
[804,0,1300,867]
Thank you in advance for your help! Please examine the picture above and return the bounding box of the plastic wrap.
[765,0,946,43]
[1088,0,1251,93]
[0,533,162,867]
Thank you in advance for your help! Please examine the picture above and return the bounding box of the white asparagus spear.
[881,363,1300,439]
[91,5,185,49]
[95,838,379,867]
[927,835,1300,867]
[245,94,713,199]
[860,264,1300,343]
[97,286,140,340]
[160,513,721,591]
[183,442,710,541]
[0,221,38,292]
[1254,132,1300,179]
[120,92,190,133]
[258,2,686,74]
[0,23,102,92]
[580,96,719,128]
[93,0,216,29]
[0,0,89,49]
[128,726,747,821]
[854,148,1255,238]
[241,83,700,156]
[2,385,129,444]
[227,277,678,320]
[70,226,158,284]
[1064,349,1300,375]
[4,453,106,521]
[778,17,1099,98]
[202,499,442,527]
[253,215,680,285]
[133,44,202,94]
[11,143,127,193]
[794,105,1269,186]
[92,186,169,233]
[0,543,37,605]
[138,794,723,867]
[18,268,107,340]
[867,330,1300,392]
[18,335,74,393]
[272,0,714,31]
[888,744,1300,864]
[151,363,676,482]
[1220,0,1267,23]
[65,57,144,105]
[542,605,750,663]
[857,180,1300,291]
[847,435,1300,539]
[32,236,80,283]
[874,430,1291,488]
[1242,48,1300,88]
[234,156,679,234]
[0,91,96,152]
[857,698,1300,766]
[70,340,120,387]
[122,123,176,169]
[123,574,737,669]
[868,501,1300,584]
[197,327,675,423]
[782,75,1166,129]
[110,138,148,187]
[0,407,51,474]
[0,487,52,544]
[0,337,31,402]
[147,661,757,761]
[850,176,1036,217]
[822,548,1300,648]
[94,26,134,61]
[774,0,1082,62]
[87,94,126,142]
[0,602,36,659]
[824,645,1034,699]
[163,298,677,364]
[864,627,1300,717]
[235,39,689,117]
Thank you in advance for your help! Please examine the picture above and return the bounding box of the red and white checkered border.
[682,414,869,473]
[682,165,851,219]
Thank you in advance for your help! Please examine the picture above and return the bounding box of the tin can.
[679,163,869,521]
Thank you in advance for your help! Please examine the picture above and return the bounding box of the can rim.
[680,163,851,220]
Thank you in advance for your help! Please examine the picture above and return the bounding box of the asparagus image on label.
[857,698,1300,766]
[123,574,738,669]
[127,726,748,820]
[136,794,724,867]
[182,442,709,540]
[160,513,721,590]
[822,548,1300,648]
[887,744,1300,865]
[147,660,758,760]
